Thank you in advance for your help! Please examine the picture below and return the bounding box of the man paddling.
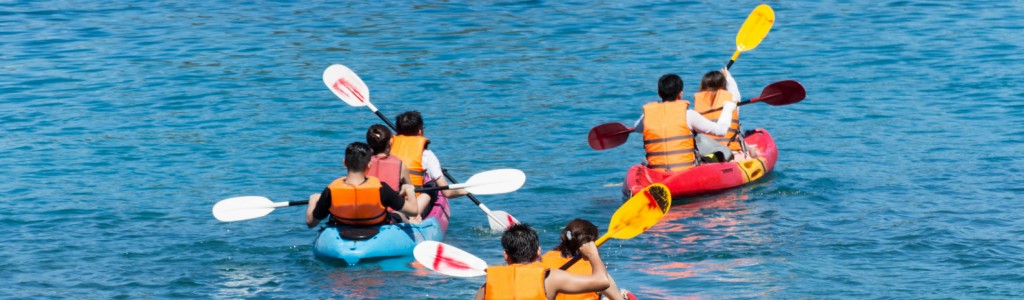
[305,142,421,228]
[474,223,611,300]
[634,74,738,172]
[391,111,468,201]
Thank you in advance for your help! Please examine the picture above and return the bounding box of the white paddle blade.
[413,241,487,277]
[463,169,526,195]
[212,196,276,222]
[487,211,519,231]
[322,64,371,108]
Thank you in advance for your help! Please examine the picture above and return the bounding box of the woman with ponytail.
[541,219,636,300]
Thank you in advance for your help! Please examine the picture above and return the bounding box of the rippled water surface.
[3,0,1023,298]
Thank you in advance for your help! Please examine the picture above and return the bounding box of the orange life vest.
[368,154,403,189]
[540,251,599,300]
[327,176,388,226]
[642,100,696,172]
[694,90,742,151]
[391,135,429,186]
[484,262,548,300]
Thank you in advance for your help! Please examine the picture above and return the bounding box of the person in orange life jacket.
[540,219,635,300]
[474,223,611,300]
[633,74,738,172]
[392,111,469,204]
[693,68,759,162]
[365,124,433,223]
[305,142,421,228]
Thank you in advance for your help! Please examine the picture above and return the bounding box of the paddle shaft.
[557,231,616,270]
[373,110,398,131]
[278,200,309,207]
[698,92,781,115]
[726,54,739,70]
[364,109,512,228]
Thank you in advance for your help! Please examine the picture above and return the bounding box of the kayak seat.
[338,226,381,240]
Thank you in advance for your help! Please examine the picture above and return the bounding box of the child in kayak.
[366,124,433,222]
[305,142,421,228]
[475,223,611,300]
[693,68,758,161]
[541,219,637,300]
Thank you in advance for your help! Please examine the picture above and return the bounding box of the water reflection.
[322,267,386,299]
[214,266,281,299]
[642,189,752,253]
[638,188,766,279]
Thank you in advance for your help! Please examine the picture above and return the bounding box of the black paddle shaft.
[375,111,398,131]
[442,168,486,207]
[558,256,583,270]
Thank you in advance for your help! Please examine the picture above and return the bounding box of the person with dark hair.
[540,219,635,300]
[633,73,739,172]
[305,142,422,228]
[390,111,467,200]
[475,223,611,300]
[693,68,757,162]
[365,124,432,222]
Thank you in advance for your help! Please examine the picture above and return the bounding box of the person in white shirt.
[390,111,468,219]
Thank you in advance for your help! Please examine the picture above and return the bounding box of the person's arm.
[422,150,468,198]
[306,188,331,228]
[687,103,736,136]
[722,67,741,101]
[474,285,485,300]
[380,182,419,217]
[601,273,625,300]
[400,161,412,186]
[633,115,644,133]
[545,242,610,296]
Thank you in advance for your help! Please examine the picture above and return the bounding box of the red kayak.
[622,128,778,199]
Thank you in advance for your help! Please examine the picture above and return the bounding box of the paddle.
[727,4,775,69]
[697,80,805,115]
[212,196,308,222]
[322,64,520,231]
[587,122,635,151]
[557,183,671,270]
[413,183,672,276]
[418,169,526,195]
[586,80,804,150]
[413,241,488,278]
[322,64,397,130]
[212,169,526,222]
[443,168,520,231]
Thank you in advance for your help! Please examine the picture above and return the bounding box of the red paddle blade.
[588,123,633,150]
[758,80,806,106]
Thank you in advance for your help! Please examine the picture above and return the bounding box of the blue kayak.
[313,195,450,265]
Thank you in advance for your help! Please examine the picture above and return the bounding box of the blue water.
[3,0,1023,298]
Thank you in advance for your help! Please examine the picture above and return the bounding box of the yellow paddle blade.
[596,183,671,246]
[735,4,775,53]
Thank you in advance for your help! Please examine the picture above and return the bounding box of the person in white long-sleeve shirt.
[693,68,758,161]
[633,73,738,172]
[390,111,468,221]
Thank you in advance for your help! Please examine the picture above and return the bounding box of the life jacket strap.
[643,134,694,145]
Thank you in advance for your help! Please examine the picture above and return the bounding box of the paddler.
[305,142,422,228]
[474,223,611,300]
[693,68,758,162]
[633,74,738,172]
[365,124,433,222]
[391,111,469,204]
[540,219,636,300]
